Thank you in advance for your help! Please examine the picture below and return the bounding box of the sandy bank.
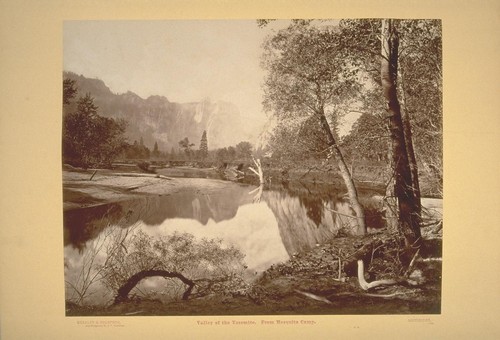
[63,170,244,211]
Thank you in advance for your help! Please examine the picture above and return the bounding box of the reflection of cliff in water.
[64,181,383,258]
[64,185,254,248]
[262,190,357,257]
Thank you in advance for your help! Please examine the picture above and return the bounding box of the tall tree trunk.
[384,143,399,233]
[318,112,366,235]
[398,68,422,215]
[380,19,421,248]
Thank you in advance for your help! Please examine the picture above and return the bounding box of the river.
[64,178,384,306]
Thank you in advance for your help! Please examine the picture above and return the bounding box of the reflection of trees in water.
[64,177,381,251]
[261,183,384,256]
[267,180,342,197]
[262,191,340,256]
[64,203,133,251]
[299,196,324,227]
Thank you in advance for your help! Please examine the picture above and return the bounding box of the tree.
[227,146,237,161]
[235,141,253,161]
[341,112,388,163]
[122,139,151,160]
[179,137,195,159]
[216,147,229,162]
[63,92,126,168]
[199,131,208,160]
[340,19,424,245]
[379,19,422,247]
[397,20,442,197]
[64,91,126,165]
[269,115,330,165]
[337,19,442,246]
[63,78,77,105]
[262,21,366,234]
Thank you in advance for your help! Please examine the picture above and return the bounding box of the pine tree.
[199,130,208,160]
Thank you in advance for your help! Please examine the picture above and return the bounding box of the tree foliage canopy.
[63,89,127,168]
[262,21,358,123]
[63,78,78,105]
[341,112,388,162]
[101,230,247,300]
[179,137,195,159]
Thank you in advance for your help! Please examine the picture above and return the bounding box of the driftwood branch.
[357,259,399,290]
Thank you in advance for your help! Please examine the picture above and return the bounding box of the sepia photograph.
[1,0,500,338]
[63,19,443,316]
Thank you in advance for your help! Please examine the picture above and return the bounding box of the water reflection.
[64,185,255,249]
[64,181,383,305]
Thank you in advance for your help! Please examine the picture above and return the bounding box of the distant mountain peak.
[63,73,255,151]
[146,94,170,103]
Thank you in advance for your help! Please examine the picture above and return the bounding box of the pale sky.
[64,20,357,138]
[64,20,274,133]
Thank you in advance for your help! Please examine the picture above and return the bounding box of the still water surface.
[64,180,382,305]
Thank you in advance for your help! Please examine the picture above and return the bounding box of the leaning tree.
[262,21,366,234]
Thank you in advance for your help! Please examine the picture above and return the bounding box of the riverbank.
[63,167,245,211]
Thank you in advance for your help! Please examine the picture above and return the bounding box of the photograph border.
[1,0,499,338]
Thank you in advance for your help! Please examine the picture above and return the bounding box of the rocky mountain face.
[63,72,255,151]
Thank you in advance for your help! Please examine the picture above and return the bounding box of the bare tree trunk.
[381,19,421,248]
[398,68,422,215]
[385,144,399,233]
[318,113,366,235]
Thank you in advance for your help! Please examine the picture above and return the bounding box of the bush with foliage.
[100,230,247,301]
